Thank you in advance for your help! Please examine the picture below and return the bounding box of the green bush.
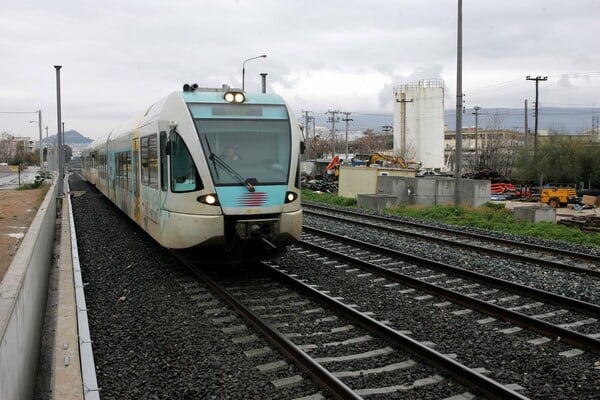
[301,190,357,207]
[16,180,44,190]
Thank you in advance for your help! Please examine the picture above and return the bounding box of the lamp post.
[29,110,43,171]
[55,65,63,198]
[242,54,266,91]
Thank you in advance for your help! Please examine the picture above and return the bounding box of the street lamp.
[29,110,43,171]
[242,54,266,91]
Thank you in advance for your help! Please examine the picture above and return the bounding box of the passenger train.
[81,84,303,262]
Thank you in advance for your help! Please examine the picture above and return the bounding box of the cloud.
[378,64,444,109]
[1,1,600,138]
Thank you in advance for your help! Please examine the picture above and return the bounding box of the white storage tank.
[393,80,445,170]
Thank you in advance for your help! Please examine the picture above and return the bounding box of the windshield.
[195,111,291,187]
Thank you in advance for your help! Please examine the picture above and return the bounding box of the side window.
[116,151,131,189]
[170,132,203,192]
[148,134,158,189]
[141,134,158,189]
[98,154,107,180]
[141,136,149,185]
[160,131,167,191]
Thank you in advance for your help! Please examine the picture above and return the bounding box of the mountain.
[42,130,93,145]
[307,107,598,135]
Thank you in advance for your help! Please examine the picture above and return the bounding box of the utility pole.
[471,106,487,169]
[396,94,413,158]
[37,110,42,171]
[524,99,528,149]
[472,106,480,169]
[342,112,353,162]
[454,0,463,206]
[526,75,547,158]
[326,109,340,156]
[45,125,48,169]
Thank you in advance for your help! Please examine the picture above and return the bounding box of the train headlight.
[224,91,245,103]
[284,191,298,203]
[197,194,220,206]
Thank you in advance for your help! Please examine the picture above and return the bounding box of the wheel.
[548,198,560,208]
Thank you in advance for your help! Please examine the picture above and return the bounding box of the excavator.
[366,153,408,168]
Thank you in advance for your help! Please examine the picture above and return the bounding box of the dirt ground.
[0,186,49,282]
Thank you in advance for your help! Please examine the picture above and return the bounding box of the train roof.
[84,88,290,151]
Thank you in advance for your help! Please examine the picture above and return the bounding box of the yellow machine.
[540,186,578,208]
[367,153,408,168]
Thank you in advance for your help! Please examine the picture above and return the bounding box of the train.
[81,83,303,263]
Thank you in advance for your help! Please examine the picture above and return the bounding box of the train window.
[141,136,149,185]
[148,134,158,189]
[140,134,159,189]
[98,154,107,180]
[160,131,167,191]
[198,119,291,186]
[116,151,131,189]
[169,132,203,192]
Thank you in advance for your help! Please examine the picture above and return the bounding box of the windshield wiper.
[204,135,255,192]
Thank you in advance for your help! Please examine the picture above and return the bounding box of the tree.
[352,129,393,155]
[0,131,14,163]
[574,140,600,188]
[513,134,599,187]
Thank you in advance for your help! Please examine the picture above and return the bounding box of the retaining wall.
[0,180,57,399]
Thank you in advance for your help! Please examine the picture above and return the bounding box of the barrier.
[0,179,57,399]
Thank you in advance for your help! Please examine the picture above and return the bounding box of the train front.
[182,86,303,262]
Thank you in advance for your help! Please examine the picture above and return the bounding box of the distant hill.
[308,107,598,135]
[41,130,93,145]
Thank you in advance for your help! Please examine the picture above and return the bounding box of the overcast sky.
[1,0,599,140]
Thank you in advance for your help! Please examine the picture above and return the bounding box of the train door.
[132,137,141,224]
[139,124,162,241]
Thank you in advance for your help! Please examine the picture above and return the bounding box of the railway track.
[298,227,600,354]
[302,203,600,277]
[175,257,530,399]
[70,172,599,398]
[272,246,599,397]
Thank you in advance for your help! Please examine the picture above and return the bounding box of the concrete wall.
[338,166,414,199]
[0,179,57,400]
[378,176,491,207]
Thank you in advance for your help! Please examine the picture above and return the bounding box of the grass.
[301,190,600,248]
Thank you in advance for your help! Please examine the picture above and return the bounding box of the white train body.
[81,85,303,262]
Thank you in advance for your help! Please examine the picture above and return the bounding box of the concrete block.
[357,194,398,211]
[513,206,556,223]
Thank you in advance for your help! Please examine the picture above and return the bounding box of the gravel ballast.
[69,175,322,399]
